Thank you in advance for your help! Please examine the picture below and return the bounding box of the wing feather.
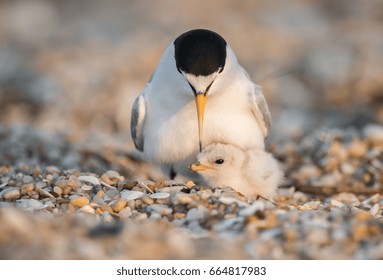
[249,84,271,139]
[130,94,146,151]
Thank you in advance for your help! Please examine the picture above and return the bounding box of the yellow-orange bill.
[189,163,211,171]
[195,93,207,152]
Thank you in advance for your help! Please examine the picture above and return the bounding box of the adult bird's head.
[174,29,227,152]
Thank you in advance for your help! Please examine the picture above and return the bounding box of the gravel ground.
[1,124,382,259]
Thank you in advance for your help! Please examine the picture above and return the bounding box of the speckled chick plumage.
[191,143,283,198]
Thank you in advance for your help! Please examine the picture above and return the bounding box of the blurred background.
[1,0,382,174]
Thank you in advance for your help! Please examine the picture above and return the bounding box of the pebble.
[363,124,383,146]
[37,187,55,198]
[348,140,368,158]
[330,199,346,209]
[239,201,265,216]
[78,205,95,214]
[362,194,380,206]
[78,175,100,186]
[46,166,60,174]
[119,206,132,218]
[173,193,197,205]
[159,186,185,193]
[106,170,123,180]
[186,181,195,188]
[199,191,212,200]
[295,164,321,181]
[16,199,46,210]
[2,188,21,200]
[105,189,120,200]
[53,186,63,195]
[148,204,173,215]
[212,217,244,232]
[352,224,369,241]
[22,175,34,184]
[110,199,127,212]
[370,203,380,216]
[100,174,114,186]
[81,185,93,191]
[174,213,186,219]
[142,195,154,205]
[186,206,208,221]
[150,212,162,220]
[219,196,249,207]
[121,190,144,201]
[353,208,373,221]
[150,192,170,199]
[306,228,329,245]
[70,197,89,207]
[21,183,34,194]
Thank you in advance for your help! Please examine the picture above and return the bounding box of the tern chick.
[189,143,283,198]
[131,29,271,181]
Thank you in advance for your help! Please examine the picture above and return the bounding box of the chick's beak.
[195,93,207,152]
[188,162,212,172]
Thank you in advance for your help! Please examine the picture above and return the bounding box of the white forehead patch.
[183,70,220,94]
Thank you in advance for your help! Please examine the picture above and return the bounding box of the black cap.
[174,29,227,76]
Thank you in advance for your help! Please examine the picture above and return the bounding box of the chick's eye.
[215,159,224,164]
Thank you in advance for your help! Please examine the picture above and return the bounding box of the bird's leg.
[169,166,177,180]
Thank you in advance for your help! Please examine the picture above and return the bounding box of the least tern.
[189,143,283,198]
[131,29,271,180]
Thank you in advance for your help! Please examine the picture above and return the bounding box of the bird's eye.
[215,159,224,164]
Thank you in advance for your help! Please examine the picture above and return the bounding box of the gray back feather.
[251,84,271,139]
[130,95,145,151]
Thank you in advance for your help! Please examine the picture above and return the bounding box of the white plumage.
[131,29,271,181]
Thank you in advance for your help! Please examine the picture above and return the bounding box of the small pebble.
[78,175,100,186]
[239,201,265,216]
[16,199,46,210]
[142,195,154,205]
[150,192,170,199]
[370,203,380,216]
[173,193,197,205]
[110,199,127,212]
[121,190,144,201]
[21,183,34,194]
[53,186,63,195]
[78,205,95,214]
[22,175,34,184]
[148,204,173,215]
[81,185,93,191]
[2,188,21,200]
[70,197,89,207]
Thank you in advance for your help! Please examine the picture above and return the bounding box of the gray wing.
[130,94,146,151]
[249,84,271,139]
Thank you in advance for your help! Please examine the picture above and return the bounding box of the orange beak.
[189,162,212,172]
[195,93,207,152]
